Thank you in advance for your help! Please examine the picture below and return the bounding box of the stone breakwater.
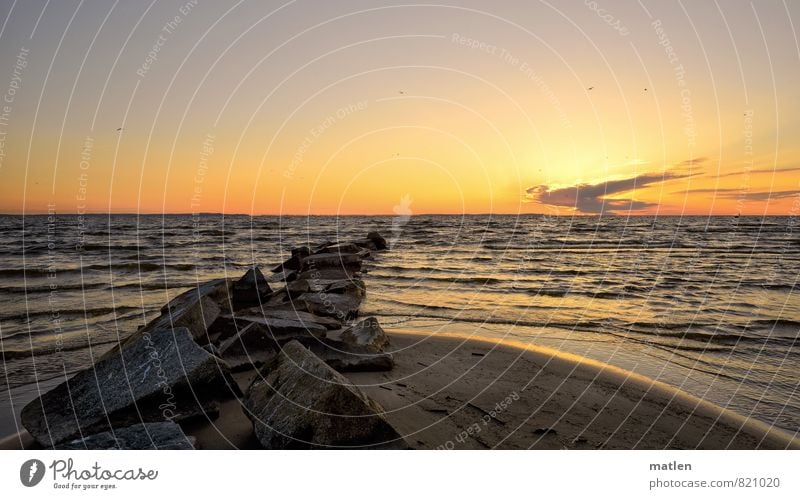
[20,231,407,449]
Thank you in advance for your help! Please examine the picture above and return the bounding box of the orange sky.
[1,1,798,216]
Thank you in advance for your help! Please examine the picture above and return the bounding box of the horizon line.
[0,211,787,217]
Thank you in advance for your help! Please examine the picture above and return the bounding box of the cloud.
[713,166,800,178]
[676,156,709,167]
[674,188,800,201]
[527,171,695,214]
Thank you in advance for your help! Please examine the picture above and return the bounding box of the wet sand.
[3,329,797,450]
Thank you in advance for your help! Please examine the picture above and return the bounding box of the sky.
[0,0,798,215]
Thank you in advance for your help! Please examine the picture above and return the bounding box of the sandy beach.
[3,329,798,450]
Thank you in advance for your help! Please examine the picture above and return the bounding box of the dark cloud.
[676,156,709,167]
[674,188,800,201]
[527,171,694,214]
[713,166,800,178]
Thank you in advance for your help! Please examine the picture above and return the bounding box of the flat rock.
[56,422,195,450]
[300,292,361,320]
[218,316,326,355]
[341,317,388,352]
[244,341,405,449]
[310,338,394,372]
[297,268,356,281]
[301,252,362,271]
[21,327,237,447]
[236,307,342,330]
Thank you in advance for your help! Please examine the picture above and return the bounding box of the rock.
[297,268,357,281]
[301,252,362,272]
[319,243,363,255]
[367,231,388,250]
[56,422,196,450]
[266,268,297,283]
[217,316,327,355]
[300,292,361,320]
[270,247,310,273]
[221,350,277,373]
[285,279,311,297]
[236,307,342,330]
[324,278,366,299]
[310,338,394,372]
[232,267,272,308]
[160,278,231,314]
[341,317,388,352]
[353,238,378,251]
[103,282,224,359]
[21,327,238,447]
[244,341,405,449]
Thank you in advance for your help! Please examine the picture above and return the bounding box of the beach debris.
[244,340,406,449]
[341,317,389,352]
[232,266,272,308]
[56,422,196,450]
[533,427,558,436]
[21,327,238,447]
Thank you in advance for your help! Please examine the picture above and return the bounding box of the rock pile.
[20,232,404,450]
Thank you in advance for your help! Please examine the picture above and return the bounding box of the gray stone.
[341,317,388,352]
[244,341,405,449]
[301,252,362,271]
[367,231,388,250]
[319,243,363,255]
[300,292,362,320]
[236,307,342,330]
[232,267,272,307]
[104,283,224,360]
[310,339,394,373]
[217,316,326,355]
[56,422,195,450]
[353,238,378,251]
[21,327,237,447]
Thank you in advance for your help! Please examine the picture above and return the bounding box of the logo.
[20,459,45,487]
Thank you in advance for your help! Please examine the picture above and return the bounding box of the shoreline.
[5,329,795,450]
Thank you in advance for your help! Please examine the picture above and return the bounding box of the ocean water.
[0,214,798,437]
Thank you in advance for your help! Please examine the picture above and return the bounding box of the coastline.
[4,329,796,450]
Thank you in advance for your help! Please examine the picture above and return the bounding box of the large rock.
[301,252,362,272]
[217,316,327,354]
[21,327,237,447]
[104,280,227,359]
[232,267,272,307]
[300,292,361,320]
[270,247,310,274]
[244,341,405,449]
[341,317,389,352]
[367,231,388,250]
[56,422,195,450]
[236,307,342,330]
[310,339,394,373]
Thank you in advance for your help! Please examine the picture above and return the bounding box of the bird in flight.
[116,127,124,131]
[398,90,405,94]
[588,86,594,90]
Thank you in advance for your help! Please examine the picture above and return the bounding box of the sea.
[1,214,798,438]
